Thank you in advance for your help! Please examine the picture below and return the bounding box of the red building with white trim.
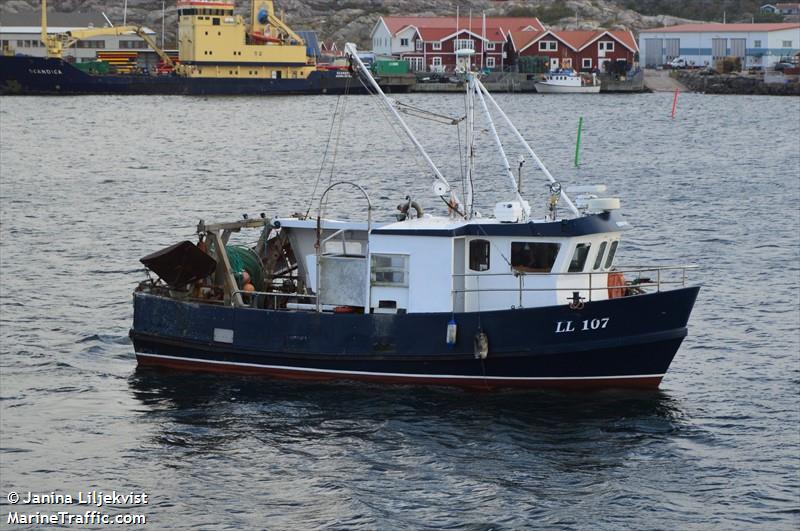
[372,16,545,72]
[371,15,638,73]
[516,29,638,72]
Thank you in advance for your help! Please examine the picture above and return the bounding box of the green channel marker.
[574,116,583,168]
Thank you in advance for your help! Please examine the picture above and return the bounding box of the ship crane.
[251,1,305,46]
[39,0,177,70]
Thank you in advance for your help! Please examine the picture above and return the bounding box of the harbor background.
[1,93,798,528]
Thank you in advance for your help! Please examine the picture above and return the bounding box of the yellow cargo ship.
[1,0,359,95]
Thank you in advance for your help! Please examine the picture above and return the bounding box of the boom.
[250,0,305,46]
[38,0,174,68]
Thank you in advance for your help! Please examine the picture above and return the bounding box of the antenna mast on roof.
[482,12,486,69]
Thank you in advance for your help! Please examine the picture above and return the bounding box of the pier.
[644,69,689,92]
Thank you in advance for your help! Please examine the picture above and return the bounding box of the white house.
[760,3,800,15]
[639,22,800,68]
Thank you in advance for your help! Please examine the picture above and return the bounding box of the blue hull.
[130,287,700,389]
[0,55,363,95]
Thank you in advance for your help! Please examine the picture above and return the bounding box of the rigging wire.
[351,66,448,203]
[394,101,464,125]
[305,95,343,218]
[328,76,351,187]
[347,60,460,202]
[320,76,352,219]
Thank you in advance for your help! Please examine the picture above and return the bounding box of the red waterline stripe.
[136,353,664,389]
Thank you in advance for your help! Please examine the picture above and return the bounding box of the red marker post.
[671,88,680,119]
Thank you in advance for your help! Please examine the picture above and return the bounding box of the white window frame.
[582,57,592,69]
[415,39,422,51]
[486,56,496,68]
[455,38,475,51]
[782,40,793,47]
[370,254,409,287]
[431,56,442,69]
[406,56,424,72]
[539,40,557,51]
[432,41,442,50]
[753,39,762,48]
[400,38,409,47]
[486,42,496,50]
[599,41,615,52]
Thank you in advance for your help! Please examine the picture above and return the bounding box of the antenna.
[482,12,486,70]
[101,12,114,27]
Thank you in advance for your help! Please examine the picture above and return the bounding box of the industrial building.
[639,23,800,69]
[0,11,156,62]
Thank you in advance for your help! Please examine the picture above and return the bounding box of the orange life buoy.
[608,271,626,299]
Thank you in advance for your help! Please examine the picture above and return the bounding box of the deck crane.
[250,0,305,46]
[39,0,177,70]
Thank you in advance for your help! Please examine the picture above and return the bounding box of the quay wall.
[676,71,800,95]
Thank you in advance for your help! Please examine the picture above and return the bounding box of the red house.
[372,16,545,72]
[516,29,638,72]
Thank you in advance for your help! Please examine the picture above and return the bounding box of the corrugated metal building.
[639,23,800,69]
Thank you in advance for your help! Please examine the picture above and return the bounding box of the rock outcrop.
[1,0,696,48]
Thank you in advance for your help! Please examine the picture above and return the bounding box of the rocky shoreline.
[676,71,800,96]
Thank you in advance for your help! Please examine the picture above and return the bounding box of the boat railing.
[229,289,317,309]
[451,264,697,305]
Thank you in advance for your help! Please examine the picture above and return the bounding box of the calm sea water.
[1,91,798,529]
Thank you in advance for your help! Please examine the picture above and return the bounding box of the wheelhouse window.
[568,243,591,272]
[604,241,619,269]
[593,241,608,271]
[371,254,409,286]
[511,242,560,273]
[469,239,490,271]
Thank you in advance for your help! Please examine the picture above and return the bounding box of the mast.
[474,77,581,217]
[465,74,476,218]
[344,43,458,205]
[40,0,48,48]
[472,73,528,217]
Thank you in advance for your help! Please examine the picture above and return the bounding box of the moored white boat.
[130,45,698,390]
[535,70,601,93]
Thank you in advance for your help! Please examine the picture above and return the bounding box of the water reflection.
[128,367,689,459]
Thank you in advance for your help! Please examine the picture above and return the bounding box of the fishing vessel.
[0,0,358,95]
[130,44,699,389]
[535,70,601,93]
